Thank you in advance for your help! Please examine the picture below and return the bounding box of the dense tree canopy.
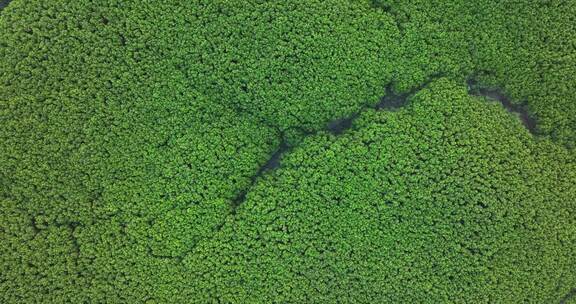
[1,0,575,303]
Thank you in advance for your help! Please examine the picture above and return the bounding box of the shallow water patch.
[0,0,11,11]
[467,78,537,133]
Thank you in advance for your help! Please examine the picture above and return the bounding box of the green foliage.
[0,0,575,303]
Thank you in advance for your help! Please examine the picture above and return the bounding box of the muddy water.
[0,0,11,11]
[326,115,359,135]
[327,76,442,135]
[376,86,410,110]
[560,288,576,304]
[231,138,290,213]
[234,75,538,212]
[467,79,537,133]
[259,140,290,173]
[377,75,443,110]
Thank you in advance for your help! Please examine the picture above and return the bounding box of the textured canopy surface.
[1,1,575,303]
